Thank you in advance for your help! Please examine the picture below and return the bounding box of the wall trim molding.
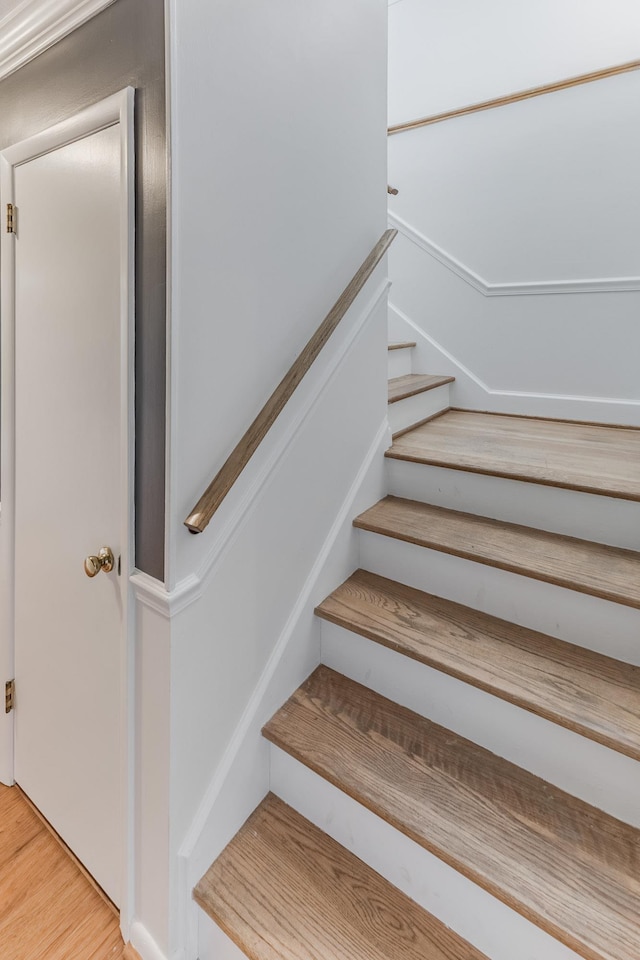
[130,570,201,619]
[389,302,640,424]
[0,0,116,81]
[388,212,640,296]
[129,921,180,960]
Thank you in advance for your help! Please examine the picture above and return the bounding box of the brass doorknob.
[84,546,115,578]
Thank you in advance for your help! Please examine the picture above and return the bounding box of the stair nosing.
[391,407,451,440]
[353,496,640,610]
[388,374,455,404]
[451,406,640,432]
[385,446,640,503]
[315,569,640,762]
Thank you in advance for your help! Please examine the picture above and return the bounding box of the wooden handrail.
[185,229,397,534]
[388,58,640,136]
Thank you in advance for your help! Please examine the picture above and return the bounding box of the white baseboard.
[389,303,640,425]
[129,921,177,960]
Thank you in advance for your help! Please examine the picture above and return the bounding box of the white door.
[3,93,133,908]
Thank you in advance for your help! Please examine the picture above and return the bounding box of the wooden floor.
[387,409,640,500]
[0,784,126,960]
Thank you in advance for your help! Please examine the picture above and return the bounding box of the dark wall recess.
[0,0,167,580]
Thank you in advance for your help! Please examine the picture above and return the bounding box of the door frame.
[0,87,135,934]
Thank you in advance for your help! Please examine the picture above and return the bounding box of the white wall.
[169,0,388,588]
[389,0,640,124]
[387,1,640,422]
[163,0,389,956]
[389,72,640,285]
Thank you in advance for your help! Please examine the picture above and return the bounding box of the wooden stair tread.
[387,341,416,350]
[264,667,640,960]
[388,374,454,403]
[353,496,640,609]
[315,569,640,760]
[194,793,488,960]
[387,409,640,501]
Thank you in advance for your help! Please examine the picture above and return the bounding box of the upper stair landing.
[387,410,640,501]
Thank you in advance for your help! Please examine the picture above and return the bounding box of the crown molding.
[0,0,116,81]
[388,211,640,296]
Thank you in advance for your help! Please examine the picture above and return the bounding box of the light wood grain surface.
[388,373,454,404]
[387,410,640,500]
[0,784,125,960]
[354,496,640,608]
[391,406,451,440]
[388,59,640,135]
[387,341,416,351]
[264,667,640,960]
[316,569,640,760]
[195,793,489,960]
[184,229,397,533]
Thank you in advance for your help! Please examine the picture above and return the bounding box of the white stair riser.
[386,458,640,551]
[388,384,450,435]
[387,346,413,378]
[358,530,640,665]
[321,621,640,826]
[199,912,247,960]
[270,745,585,960]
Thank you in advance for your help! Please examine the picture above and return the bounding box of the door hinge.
[6,203,15,234]
[5,679,15,714]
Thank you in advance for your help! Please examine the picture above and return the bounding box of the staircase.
[194,341,640,960]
